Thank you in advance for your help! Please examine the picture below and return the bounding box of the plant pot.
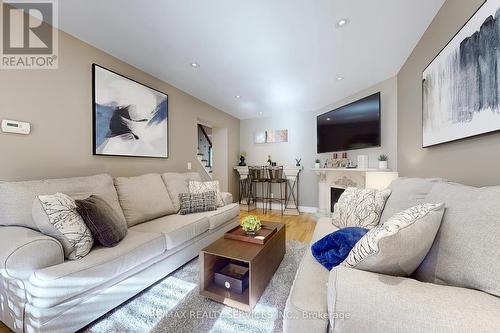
[379,161,388,169]
[245,230,257,237]
[315,163,321,169]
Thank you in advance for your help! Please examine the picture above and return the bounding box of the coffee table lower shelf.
[201,282,251,312]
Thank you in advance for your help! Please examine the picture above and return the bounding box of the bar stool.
[249,166,268,213]
[265,166,287,215]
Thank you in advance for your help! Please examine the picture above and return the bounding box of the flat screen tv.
[317,92,381,153]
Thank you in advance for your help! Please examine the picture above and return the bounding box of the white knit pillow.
[343,203,445,276]
[332,187,392,229]
[32,193,94,260]
[188,180,224,207]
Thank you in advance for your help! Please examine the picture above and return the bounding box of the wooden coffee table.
[199,222,285,311]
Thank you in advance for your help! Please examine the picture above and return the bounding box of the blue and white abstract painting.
[93,65,168,158]
[423,0,500,147]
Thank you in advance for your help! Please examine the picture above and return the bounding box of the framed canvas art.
[92,64,169,158]
[422,0,500,147]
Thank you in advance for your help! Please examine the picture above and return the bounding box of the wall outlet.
[187,162,192,170]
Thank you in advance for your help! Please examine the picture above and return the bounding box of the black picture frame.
[92,64,169,158]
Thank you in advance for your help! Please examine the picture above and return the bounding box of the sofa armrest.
[328,266,500,333]
[0,226,64,280]
[220,192,233,205]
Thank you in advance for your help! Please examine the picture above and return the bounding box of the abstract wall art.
[92,64,168,158]
[253,129,288,144]
[422,0,500,147]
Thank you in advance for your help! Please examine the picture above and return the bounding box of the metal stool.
[265,166,287,215]
[249,166,268,213]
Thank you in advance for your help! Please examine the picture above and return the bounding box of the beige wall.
[0,29,240,196]
[397,0,500,186]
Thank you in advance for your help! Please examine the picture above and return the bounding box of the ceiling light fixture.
[326,118,331,121]
[235,95,241,99]
[336,18,350,28]
[190,62,199,68]
[336,76,344,81]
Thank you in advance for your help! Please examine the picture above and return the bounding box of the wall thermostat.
[1,120,31,135]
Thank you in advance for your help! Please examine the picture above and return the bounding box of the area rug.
[80,240,307,333]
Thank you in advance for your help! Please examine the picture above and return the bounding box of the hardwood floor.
[0,210,317,332]
[240,210,317,243]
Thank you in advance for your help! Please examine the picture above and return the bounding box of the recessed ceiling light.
[336,76,344,81]
[336,18,350,28]
[190,62,199,68]
[326,118,331,121]
[235,95,242,99]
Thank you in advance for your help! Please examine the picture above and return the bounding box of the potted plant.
[378,154,389,169]
[238,152,247,166]
[240,215,262,236]
[315,159,321,169]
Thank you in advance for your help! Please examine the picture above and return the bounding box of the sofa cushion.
[287,217,338,313]
[204,203,239,229]
[414,182,500,297]
[27,230,165,308]
[161,172,202,212]
[0,174,125,231]
[380,178,444,223]
[188,180,225,207]
[32,193,94,260]
[130,214,210,250]
[114,174,175,227]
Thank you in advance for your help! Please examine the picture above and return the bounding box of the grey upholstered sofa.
[284,178,500,333]
[0,172,239,333]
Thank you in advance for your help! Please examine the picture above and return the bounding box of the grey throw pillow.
[32,193,94,260]
[76,195,128,247]
[178,191,217,215]
[332,187,392,229]
[343,203,445,276]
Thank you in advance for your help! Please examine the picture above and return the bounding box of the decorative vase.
[238,156,246,166]
[245,229,257,236]
[379,161,388,169]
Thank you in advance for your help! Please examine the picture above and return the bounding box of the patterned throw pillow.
[332,187,392,229]
[32,193,94,260]
[178,191,217,215]
[343,203,445,276]
[188,180,225,207]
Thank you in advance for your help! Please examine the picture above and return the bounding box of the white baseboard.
[253,202,318,214]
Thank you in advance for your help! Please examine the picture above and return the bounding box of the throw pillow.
[332,187,391,229]
[188,180,224,207]
[32,193,94,260]
[75,195,128,247]
[178,191,217,215]
[312,227,369,270]
[343,203,445,276]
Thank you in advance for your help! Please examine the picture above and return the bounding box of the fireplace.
[330,187,345,212]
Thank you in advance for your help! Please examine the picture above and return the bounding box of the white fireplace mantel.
[313,168,399,217]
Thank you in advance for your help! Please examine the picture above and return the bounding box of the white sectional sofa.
[0,172,239,333]
[284,178,500,333]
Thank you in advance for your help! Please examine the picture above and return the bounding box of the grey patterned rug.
[81,240,307,333]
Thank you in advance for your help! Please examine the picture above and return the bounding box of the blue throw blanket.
[311,227,369,270]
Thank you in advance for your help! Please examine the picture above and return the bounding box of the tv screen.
[317,92,381,153]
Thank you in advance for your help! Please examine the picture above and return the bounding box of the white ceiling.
[59,0,444,119]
